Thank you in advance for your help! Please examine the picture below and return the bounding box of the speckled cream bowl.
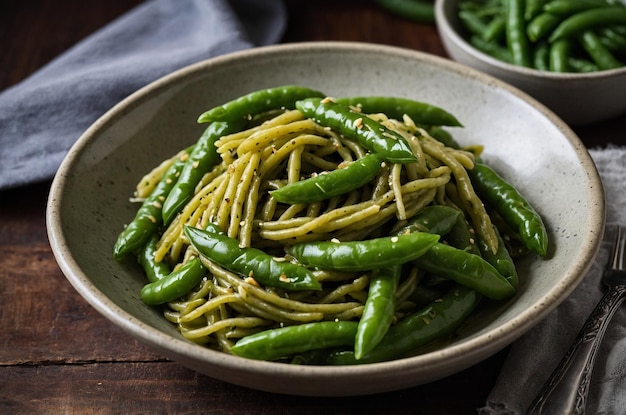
[435,0,626,126]
[47,42,605,397]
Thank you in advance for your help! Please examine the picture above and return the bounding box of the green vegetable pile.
[458,0,626,72]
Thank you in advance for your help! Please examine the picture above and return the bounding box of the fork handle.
[526,286,626,415]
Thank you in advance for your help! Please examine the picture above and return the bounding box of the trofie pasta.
[114,86,548,364]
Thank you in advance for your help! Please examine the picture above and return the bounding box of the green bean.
[270,153,384,204]
[231,321,359,361]
[505,0,532,67]
[334,96,463,127]
[413,242,515,300]
[311,285,481,365]
[162,120,246,226]
[611,23,626,37]
[477,226,518,288]
[197,85,325,123]
[579,30,624,70]
[549,6,626,42]
[140,257,206,306]
[532,40,550,70]
[549,38,572,72]
[395,205,462,236]
[484,15,507,41]
[354,265,401,359]
[137,235,171,283]
[403,206,512,296]
[460,9,490,36]
[527,12,562,42]
[568,56,600,72]
[468,161,548,256]
[371,0,435,24]
[113,146,192,259]
[598,27,626,53]
[295,98,418,164]
[287,232,439,272]
[185,224,321,291]
[470,35,513,63]
[445,213,482,255]
[524,0,543,21]
[544,0,613,16]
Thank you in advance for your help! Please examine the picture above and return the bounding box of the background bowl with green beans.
[47,42,604,396]
[435,0,626,125]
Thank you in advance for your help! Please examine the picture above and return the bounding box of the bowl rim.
[434,0,626,81]
[46,40,606,395]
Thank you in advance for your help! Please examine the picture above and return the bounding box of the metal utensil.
[527,225,626,415]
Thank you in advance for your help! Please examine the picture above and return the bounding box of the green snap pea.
[231,321,359,361]
[113,146,192,259]
[140,257,206,306]
[162,120,246,226]
[468,161,548,257]
[334,96,463,127]
[295,98,417,164]
[185,224,321,291]
[137,235,171,283]
[549,6,626,42]
[354,265,401,359]
[197,85,325,123]
[476,226,518,289]
[395,204,462,236]
[353,205,463,359]
[311,285,482,365]
[372,0,435,24]
[413,242,515,300]
[270,153,384,205]
[444,213,482,255]
[286,232,439,272]
[505,0,532,67]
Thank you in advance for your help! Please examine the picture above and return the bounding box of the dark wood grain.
[1,0,623,413]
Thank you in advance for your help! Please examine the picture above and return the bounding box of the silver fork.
[527,225,626,415]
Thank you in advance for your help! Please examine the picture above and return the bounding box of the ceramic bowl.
[435,0,626,125]
[47,41,605,397]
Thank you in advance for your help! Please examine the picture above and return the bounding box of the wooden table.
[1,1,623,413]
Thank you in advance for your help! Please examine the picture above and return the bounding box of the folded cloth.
[0,0,286,191]
[480,145,626,415]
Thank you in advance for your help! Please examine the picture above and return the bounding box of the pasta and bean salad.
[113,85,548,364]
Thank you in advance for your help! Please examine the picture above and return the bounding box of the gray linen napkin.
[480,145,626,415]
[0,0,286,191]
